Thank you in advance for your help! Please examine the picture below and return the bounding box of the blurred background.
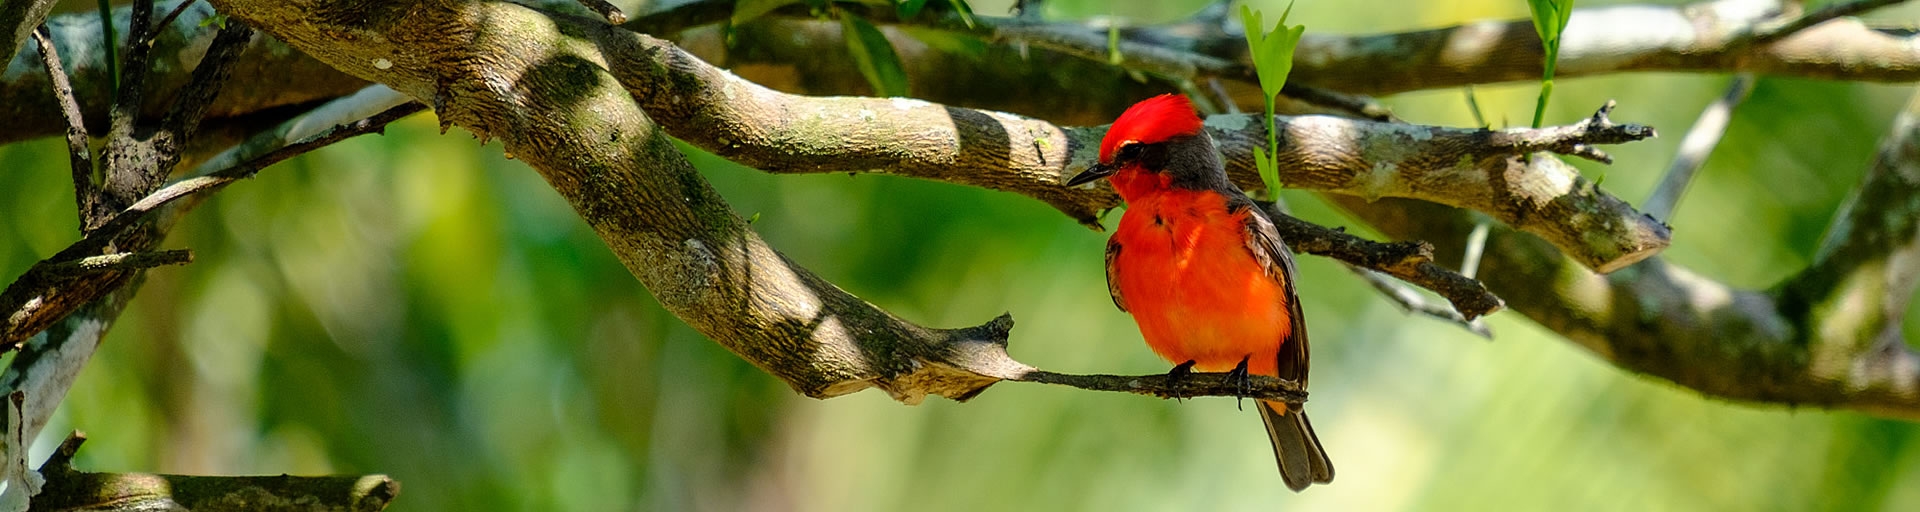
[5,0,1920,510]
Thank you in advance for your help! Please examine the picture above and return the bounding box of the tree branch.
[1645,74,1755,220]
[0,93,421,350]
[1261,202,1503,319]
[36,251,193,278]
[1345,264,1493,338]
[31,432,400,512]
[1327,87,1920,419]
[0,20,253,349]
[28,27,96,229]
[1745,0,1910,45]
[0,0,57,66]
[1265,0,1920,95]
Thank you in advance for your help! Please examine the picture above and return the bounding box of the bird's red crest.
[1099,94,1204,163]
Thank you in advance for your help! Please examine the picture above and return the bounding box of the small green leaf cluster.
[1239,2,1305,198]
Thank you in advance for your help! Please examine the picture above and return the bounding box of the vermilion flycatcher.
[1066,94,1334,491]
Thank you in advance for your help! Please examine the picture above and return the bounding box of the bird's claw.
[1166,360,1197,401]
[1227,355,1252,411]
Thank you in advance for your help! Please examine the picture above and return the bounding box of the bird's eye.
[1116,142,1143,161]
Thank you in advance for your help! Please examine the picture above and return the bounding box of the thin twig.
[1491,101,1657,164]
[1259,202,1505,320]
[30,27,95,230]
[1347,264,1493,338]
[140,0,196,48]
[157,20,252,150]
[1267,197,1493,335]
[983,17,1394,121]
[60,102,425,261]
[37,431,84,474]
[1749,0,1911,45]
[1,102,422,349]
[1012,369,1307,403]
[1461,221,1490,280]
[1645,74,1755,220]
[193,85,414,175]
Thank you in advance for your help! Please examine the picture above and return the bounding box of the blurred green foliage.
[4,0,1920,510]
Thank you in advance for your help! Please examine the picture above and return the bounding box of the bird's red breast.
[1109,184,1292,376]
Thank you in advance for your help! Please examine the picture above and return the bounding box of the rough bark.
[31,433,399,512]
[1330,89,1920,418]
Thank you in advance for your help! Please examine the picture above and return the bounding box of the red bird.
[1066,94,1333,491]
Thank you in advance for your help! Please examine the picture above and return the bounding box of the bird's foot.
[1166,360,1197,401]
[1227,355,1252,411]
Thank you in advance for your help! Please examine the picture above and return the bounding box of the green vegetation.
[1239,2,1305,197]
[1526,0,1574,128]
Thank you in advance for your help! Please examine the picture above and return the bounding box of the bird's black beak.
[1065,162,1116,187]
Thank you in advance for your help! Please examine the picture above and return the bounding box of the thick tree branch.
[593,23,1664,272]
[1270,0,1920,95]
[1329,88,1920,419]
[32,433,399,512]
[203,0,1322,406]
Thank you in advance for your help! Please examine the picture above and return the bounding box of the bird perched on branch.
[1066,94,1333,491]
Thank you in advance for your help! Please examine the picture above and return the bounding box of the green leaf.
[1526,0,1555,43]
[840,12,911,97]
[1239,3,1304,104]
[1254,147,1280,197]
[900,26,988,60]
[896,0,930,19]
[1107,25,1123,65]
[733,0,802,26]
[1240,3,1303,191]
[97,0,116,102]
[1238,6,1266,93]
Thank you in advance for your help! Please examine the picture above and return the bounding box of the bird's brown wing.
[1105,237,1128,312]
[1236,200,1335,490]
[1235,201,1309,385]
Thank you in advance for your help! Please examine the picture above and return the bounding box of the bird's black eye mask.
[1113,141,1171,172]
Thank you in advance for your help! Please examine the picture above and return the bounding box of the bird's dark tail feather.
[1259,400,1334,492]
